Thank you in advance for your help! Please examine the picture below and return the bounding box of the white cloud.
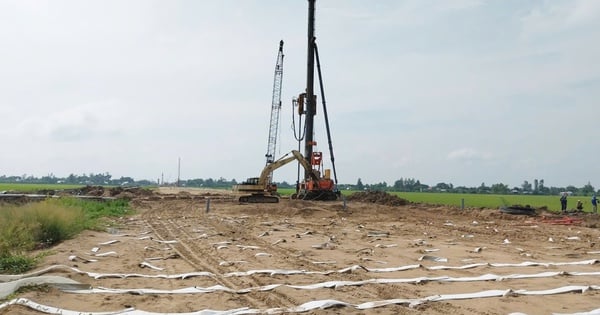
[447,148,492,162]
[520,0,600,38]
[433,0,482,12]
[566,0,600,27]
[15,100,130,142]
[0,1,598,188]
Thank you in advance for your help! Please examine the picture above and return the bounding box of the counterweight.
[265,40,285,164]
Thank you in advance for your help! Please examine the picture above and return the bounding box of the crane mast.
[265,40,285,165]
[304,0,316,173]
[290,0,339,201]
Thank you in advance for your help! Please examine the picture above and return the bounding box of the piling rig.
[291,0,340,201]
[234,0,340,203]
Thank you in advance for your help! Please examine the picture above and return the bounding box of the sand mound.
[346,190,409,206]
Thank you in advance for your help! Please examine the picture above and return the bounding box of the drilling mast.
[265,40,285,165]
[304,1,316,175]
[290,0,339,201]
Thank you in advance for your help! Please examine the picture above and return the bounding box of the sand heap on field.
[346,190,409,206]
[56,186,155,199]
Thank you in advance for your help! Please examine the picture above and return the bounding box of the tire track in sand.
[141,199,300,309]
[155,199,385,308]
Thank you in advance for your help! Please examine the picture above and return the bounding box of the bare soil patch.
[4,188,600,314]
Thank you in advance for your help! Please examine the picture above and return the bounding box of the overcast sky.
[1,0,599,188]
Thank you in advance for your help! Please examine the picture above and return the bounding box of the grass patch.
[58,198,131,229]
[0,197,131,274]
[0,200,85,252]
[0,254,36,274]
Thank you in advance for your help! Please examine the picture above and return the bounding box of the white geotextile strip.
[0,276,88,299]
[62,271,600,293]
[3,270,600,298]
[2,286,600,315]
[1,259,598,282]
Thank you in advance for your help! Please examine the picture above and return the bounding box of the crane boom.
[265,40,285,164]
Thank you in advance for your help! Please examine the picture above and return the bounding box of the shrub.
[0,254,35,274]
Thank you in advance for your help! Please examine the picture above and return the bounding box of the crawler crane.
[265,40,284,165]
[233,41,288,203]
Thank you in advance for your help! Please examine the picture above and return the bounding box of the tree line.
[1,174,597,196]
[340,177,598,196]
[0,173,151,187]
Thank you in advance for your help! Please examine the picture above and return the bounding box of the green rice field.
[0,183,83,193]
[278,188,591,213]
[2,184,591,213]
[391,192,564,211]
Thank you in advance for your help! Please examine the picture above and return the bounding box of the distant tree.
[415,180,429,192]
[538,179,549,194]
[453,186,472,193]
[66,174,77,184]
[276,180,292,188]
[136,179,155,186]
[356,178,364,190]
[580,182,595,195]
[118,176,135,185]
[521,180,532,192]
[534,179,539,192]
[435,182,451,191]
[370,181,388,191]
[393,178,405,191]
[549,187,564,195]
[186,178,204,187]
[491,183,509,195]
[41,173,58,184]
[478,182,489,193]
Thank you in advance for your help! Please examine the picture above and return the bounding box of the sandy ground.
[3,187,600,314]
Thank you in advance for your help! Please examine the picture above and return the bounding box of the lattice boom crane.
[265,40,285,165]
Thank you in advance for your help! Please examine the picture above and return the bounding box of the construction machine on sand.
[234,0,340,203]
[234,150,318,203]
[291,0,340,201]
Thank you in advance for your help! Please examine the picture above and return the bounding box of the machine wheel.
[298,190,339,201]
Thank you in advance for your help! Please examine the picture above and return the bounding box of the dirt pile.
[346,190,409,206]
[54,186,155,199]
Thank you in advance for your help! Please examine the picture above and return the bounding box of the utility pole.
[177,157,181,187]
